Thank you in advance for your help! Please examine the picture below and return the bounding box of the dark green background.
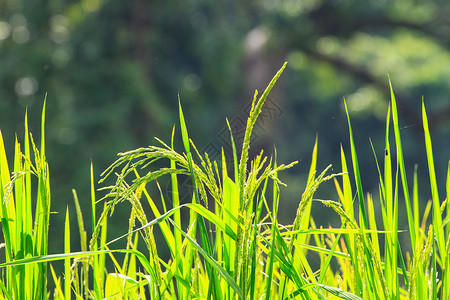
[1,0,449,265]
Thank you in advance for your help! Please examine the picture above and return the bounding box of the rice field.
[1,63,449,299]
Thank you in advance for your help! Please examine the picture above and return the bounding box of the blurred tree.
[0,0,449,257]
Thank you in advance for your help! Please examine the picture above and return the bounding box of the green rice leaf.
[169,218,243,299]
[64,207,71,300]
[389,80,415,249]
[422,100,445,258]
[343,99,367,229]
[317,284,364,300]
[170,125,182,259]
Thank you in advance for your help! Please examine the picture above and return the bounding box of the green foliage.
[2,2,450,245]
[0,101,51,299]
[0,65,449,299]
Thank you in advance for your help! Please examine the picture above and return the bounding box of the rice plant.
[0,63,448,300]
[0,101,51,300]
[91,63,356,299]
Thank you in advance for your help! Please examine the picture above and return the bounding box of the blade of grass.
[34,98,50,299]
[413,164,420,245]
[317,226,344,284]
[225,118,239,183]
[316,284,364,300]
[0,123,15,297]
[49,264,64,299]
[170,125,182,264]
[337,146,362,296]
[90,162,104,299]
[422,100,445,259]
[264,172,279,300]
[249,176,269,300]
[444,161,450,300]
[137,173,176,255]
[169,218,243,299]
[98,202,108,298]
[23,110,33,300]
[64,207,71,300]
[72,190,88,298]
[343,99,367,230]
[389,80,415,251]
[222,174,239,271]
[281,137,318,299]
[178,99,221,298]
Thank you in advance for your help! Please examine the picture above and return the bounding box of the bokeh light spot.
[316,36,337,55]
[9,14,26,27]
[81,0,102,12]
[346,86,385,119]
[59,127,77,145]
[0,22,11,40]
[52,48,72,67]
[80,41,98,60]
[15,77,38,97]
[50,15,69,43]
[12,26,30,44]
[244,28,268,54]
[184,73,202,92]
